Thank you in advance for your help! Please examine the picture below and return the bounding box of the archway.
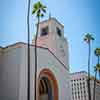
[38,68,58,100]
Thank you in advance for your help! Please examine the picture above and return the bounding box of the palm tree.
[93,65,97,100]
[93,48,100,100]
[93,64,100,100]
[95,48,100,78]
[84,33,94,100]
[97,64,100,80]
[27,0,31,100]
[32,1,46,100]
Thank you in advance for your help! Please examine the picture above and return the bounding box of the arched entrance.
[38,68,58,100]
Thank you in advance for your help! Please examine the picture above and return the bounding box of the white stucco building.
[0,18,71,100]
[70,71,100,100]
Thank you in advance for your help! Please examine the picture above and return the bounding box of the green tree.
[84,33,94,100]
[32,1,47,100]
[93,48,100,100]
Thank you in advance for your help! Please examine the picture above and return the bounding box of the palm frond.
[43,5,46,9]
[40,13,44,17]
[41,8,46,13]
[33,3,38,9]
[94,66,97,72]
[95,48,100,56]
[96,64,100,71]
[84,33,94,43]
[32,9,36,14]
[32,1,47,18]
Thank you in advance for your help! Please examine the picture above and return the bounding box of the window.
[84,90,86,93]
[74,83,76,86]
[56,27,62,37]
[78,96,80,99]
[40,26,48,36]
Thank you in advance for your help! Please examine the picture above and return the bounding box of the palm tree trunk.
[34,16,40,100]
[93,69,97,100]
[88,42,91,100]
[98,56,100,80]
[27,0,31,100]
[99,72,100,80]
[93,55,100,100]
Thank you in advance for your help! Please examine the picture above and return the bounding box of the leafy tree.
[84,33,94,100]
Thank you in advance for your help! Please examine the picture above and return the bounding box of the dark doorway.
[39,77,52,100]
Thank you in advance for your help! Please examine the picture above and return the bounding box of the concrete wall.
[0,43,71,100]
[0,45,23,100]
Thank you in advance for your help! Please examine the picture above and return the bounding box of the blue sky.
[0,0,100,74]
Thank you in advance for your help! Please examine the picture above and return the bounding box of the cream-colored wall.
[36,44,71,100]
[0,43,71,100]
[55,37,69,69]
[0,45,22,100]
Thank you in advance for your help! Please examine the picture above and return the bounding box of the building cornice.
[70,71,87,75]
[39,17,64,28]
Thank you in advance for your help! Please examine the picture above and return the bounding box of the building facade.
[0,18,71,100]
[70,71,100,100]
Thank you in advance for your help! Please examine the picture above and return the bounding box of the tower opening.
[40,26,48,36]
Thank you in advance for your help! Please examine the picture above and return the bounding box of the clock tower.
[32,17,69,69]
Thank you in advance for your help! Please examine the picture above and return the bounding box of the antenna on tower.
[49,12,51,19]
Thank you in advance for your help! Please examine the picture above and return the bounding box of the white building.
[70,71,100,100]
[0,18,71,100]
